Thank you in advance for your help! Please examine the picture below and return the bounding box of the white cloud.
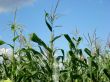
[0,48,12,55]
[0,0,34,13]
[0,48,12,63]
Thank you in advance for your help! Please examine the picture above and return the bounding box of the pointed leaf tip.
[0,40,5,45]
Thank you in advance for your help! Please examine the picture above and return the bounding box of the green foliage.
[0,40,5,45]
[0,1,110,82]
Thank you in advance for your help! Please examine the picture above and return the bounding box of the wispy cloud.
[0,0,34,13]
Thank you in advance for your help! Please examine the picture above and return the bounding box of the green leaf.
[76,58,88,67]
[78,37,82,42]
[54,49,64,62]
[56,56,63,61]
[0,40,5,45]
[43,60,52,75]
[28,48,41,55]
[16,76,24,82]
[69,50,75,58]
[7,44,14,49]
[92,61,98,70]
[11,24,16,32]
[60,70,68,73]
[21,48,32,60]
[72,74,82,79]
[30,33,52,52]
[78,49,82,55]
[84,48,92,57]
[87,73,98,82]
[51,35,62,43]
[30,33,47,46]
[64,34,75,49]
[13,36,19,42]
[76,37,82,46]
[54,49,64,56]
[28,48,42,58]
[103,69,110,80]
[45,12,52,32]
[72,37,77,41]
[39,46,45,55]
[3,63,9,77]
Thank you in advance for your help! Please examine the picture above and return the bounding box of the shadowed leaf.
[0,40,5,45]
[45,12,52,32]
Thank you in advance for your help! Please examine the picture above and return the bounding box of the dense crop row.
[0,1,110,82]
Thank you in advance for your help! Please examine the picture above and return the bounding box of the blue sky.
[0,0,110,50]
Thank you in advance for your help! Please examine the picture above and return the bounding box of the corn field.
[0,1,110,82]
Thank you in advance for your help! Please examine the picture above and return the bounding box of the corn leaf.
[84,48,92,57]
[51,35,62,43]
[103,69,110,80]
[30,33,52,52]
[0,40,5,45]
[64,34,75,49]
[13,36,19,42]
[45,12,52,32]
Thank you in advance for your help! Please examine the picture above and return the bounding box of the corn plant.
[0,0,110,82]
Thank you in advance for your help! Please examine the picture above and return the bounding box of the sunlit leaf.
[51,35,62,43]
[13,36,19,42]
